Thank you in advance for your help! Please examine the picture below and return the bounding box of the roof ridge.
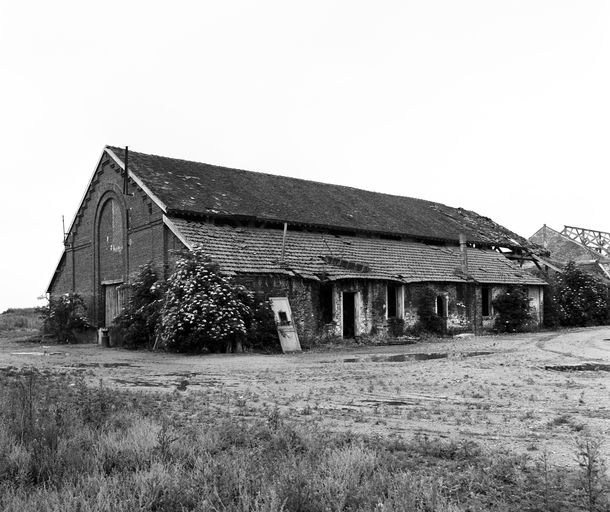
[105,145,449,208]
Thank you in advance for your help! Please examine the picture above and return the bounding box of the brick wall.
[49,154,171,327]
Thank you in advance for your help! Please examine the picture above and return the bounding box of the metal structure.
[561,225,610,258]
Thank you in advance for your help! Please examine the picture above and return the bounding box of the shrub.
[159,247,255,352]
[386,317,405,337]
[492,286,532,333]
[554,262,610,327]
[112,263,164,348]
[236,291,280,352]
[415,287,445,334]
[38,294,89,343]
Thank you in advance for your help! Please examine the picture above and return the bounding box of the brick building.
[48,146,546,343]
[529,225,610,284]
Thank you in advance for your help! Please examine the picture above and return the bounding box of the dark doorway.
[436,295,446,318]
[342,292,356,338]
[319,283,334,324]
[387,284,398,318]
[481,286,490,316]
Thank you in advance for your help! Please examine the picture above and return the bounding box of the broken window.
[319,283,334,324]
[481,286,491,316]
[277,311,290,325]
[387,284,403,319]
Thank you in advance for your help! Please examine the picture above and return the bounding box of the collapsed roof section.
[106,146,544,254]
[167,217,547,286]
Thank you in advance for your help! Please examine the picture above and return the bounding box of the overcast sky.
[1,1,609,312]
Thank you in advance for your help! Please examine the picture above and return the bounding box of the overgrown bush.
[554,262,610,327]
[38,294,89,343]
[159,246,275,352]
[237,291,280,352]
[492,286,533,333]
[415,286,445,334]
[112,263,164,348]
[387,317,405,337]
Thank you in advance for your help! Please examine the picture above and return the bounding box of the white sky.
[1,1,609,313]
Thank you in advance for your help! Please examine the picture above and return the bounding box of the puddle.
[367,351,492,363]
[545,364,610,372]
[11,351,64,356]
[69,362,134,368]
[362,399,415,406]
[371,353,448,363]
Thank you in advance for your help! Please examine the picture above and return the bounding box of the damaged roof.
[168,217,547,286]
[106,146,541,251]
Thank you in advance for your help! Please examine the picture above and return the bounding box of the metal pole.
[280,222,288,263]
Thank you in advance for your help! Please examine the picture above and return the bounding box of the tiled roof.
[106,146,541,251]
[169,217,547,286]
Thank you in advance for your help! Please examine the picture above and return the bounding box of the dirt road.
[2,327,610,465]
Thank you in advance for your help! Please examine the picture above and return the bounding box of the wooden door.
[104,284,124,327]
[269,297,301,353]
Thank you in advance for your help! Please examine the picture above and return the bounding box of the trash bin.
[100,328,109,347]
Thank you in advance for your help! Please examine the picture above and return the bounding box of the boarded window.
[110,200,123,252]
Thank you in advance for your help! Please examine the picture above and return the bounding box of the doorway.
[342,292,356,338]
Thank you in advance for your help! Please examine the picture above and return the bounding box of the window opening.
[278,311,290,325]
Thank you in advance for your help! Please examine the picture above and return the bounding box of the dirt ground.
[2,327,610,466]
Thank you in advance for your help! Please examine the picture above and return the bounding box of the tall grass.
[0,368,607,511]
[0,308,42,332]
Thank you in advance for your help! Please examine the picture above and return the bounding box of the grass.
[0,368,608,511]
[0,308,42,332]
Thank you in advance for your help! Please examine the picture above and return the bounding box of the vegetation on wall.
[38,294,90,343]
[491,286,533,333]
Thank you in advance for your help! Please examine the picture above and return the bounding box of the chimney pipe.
[459,233,469,276]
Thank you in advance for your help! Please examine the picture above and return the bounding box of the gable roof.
[529,225,610,264]
[106,146,541,252]
[167,216,547,286]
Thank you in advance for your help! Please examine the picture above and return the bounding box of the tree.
[492,286,532,333]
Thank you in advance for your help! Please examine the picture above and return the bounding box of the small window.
[481,286,490,317]
[278,311,290,325]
